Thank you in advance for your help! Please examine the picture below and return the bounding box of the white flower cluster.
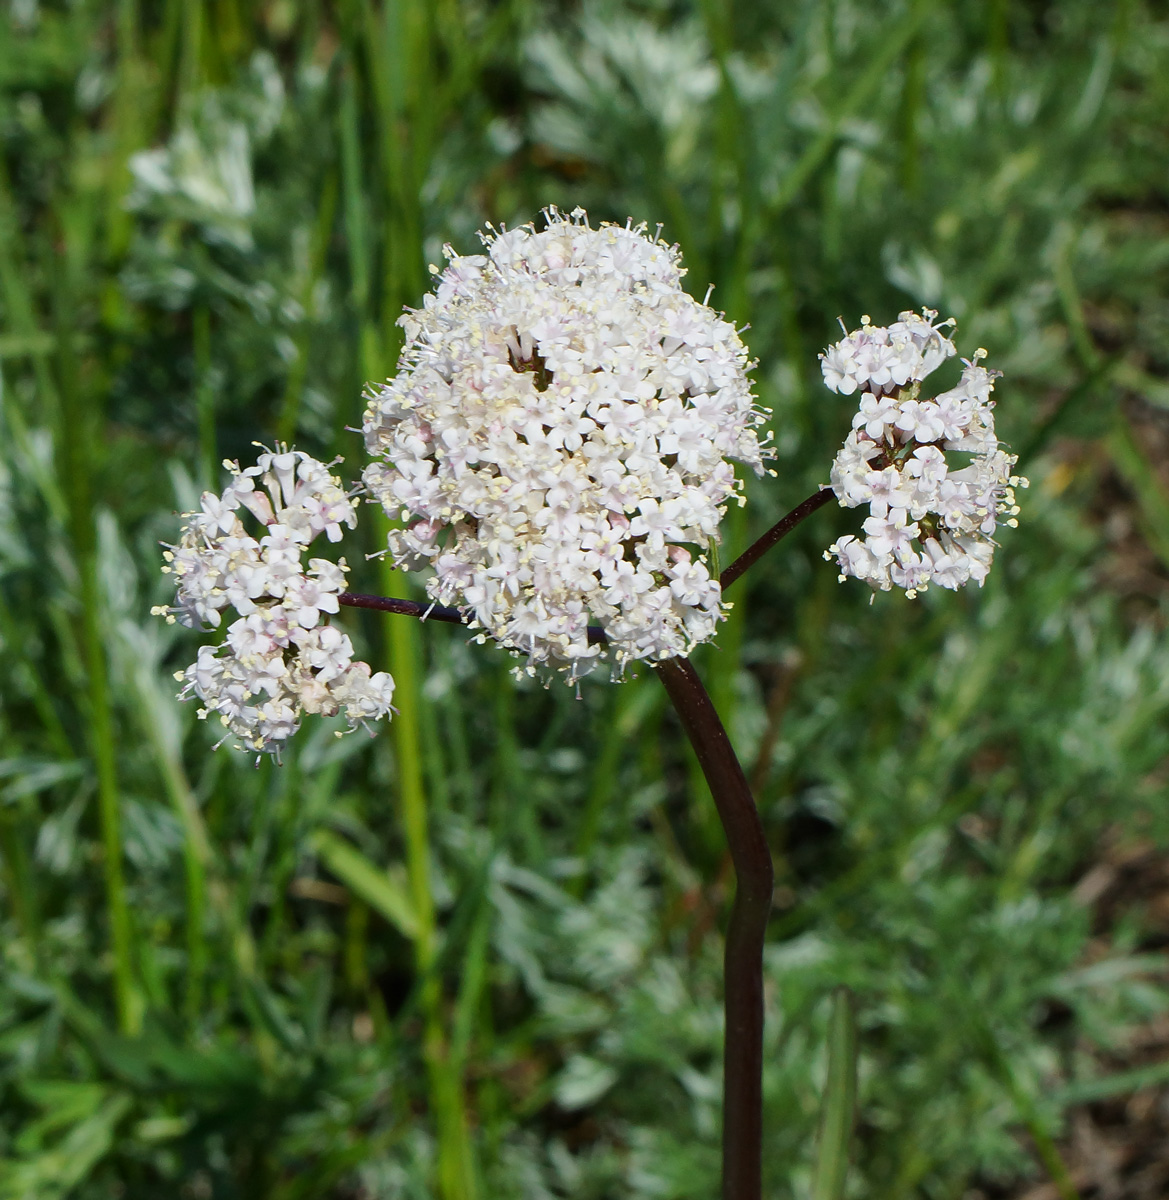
[154,448,394,756]
[362,207,769,679]
[821,312,1025,597]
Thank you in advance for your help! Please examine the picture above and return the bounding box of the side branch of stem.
[339,592,465,624]
[719,487,834,592]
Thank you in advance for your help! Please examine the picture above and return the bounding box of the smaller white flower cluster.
[821,311,1026,597]
[154,448,394,756]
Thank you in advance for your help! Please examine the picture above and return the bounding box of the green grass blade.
[277,171,338,445]
[193,304,215,485]
[768,2,933,216]
[812,986,858,1200]
[311,828,420,941]
[1053,1059,1169,1108]
[1108,417,1169,570]
[51,209,143,1036]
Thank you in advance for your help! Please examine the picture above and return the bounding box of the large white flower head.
[822,311,1026,597]
[154,447,394,757]
[362,206,770,680]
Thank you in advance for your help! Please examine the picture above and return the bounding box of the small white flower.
[864,466,915,520]
[821,342,861,395]
[862,512,919,559]
[824,321,1026,596]
[897,543,943,594]
[362,207,771,679]
[331,663,396,725]
[894,399,946,443]
[921,537,971,590]
[852,392,901,440]
[824,535,884,586]
[158,447,390,757]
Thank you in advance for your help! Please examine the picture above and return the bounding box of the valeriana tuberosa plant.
[158,208,1023,1200]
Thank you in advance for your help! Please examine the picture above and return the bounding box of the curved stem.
[653,657,773,1200]
[340,594,776,1195]
[719,487,834,592]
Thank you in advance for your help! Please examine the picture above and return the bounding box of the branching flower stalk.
[159,210,1025,1199]
[328,492,824,1200]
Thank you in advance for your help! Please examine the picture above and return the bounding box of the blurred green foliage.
[2,0,1169,1196]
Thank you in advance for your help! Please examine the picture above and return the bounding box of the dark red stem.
[338,592,466,624]
[719,487,834,592]
[653,656,773,1200]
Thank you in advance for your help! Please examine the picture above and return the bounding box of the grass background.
[2,0,1169,1196]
